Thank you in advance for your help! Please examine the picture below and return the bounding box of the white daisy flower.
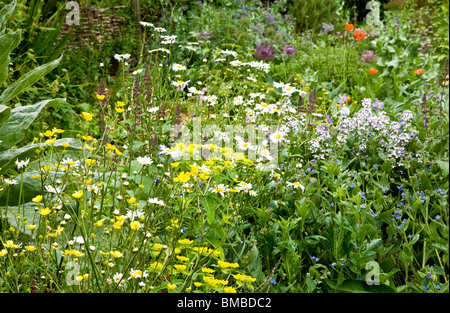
[15,158,30,170]
[211,184,228,197]
[286,181,305,191]
[136,155,153,165]
[171,80,190,88]
[220,49,238,58]
[172,63,186,71]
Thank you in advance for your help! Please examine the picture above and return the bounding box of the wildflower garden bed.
[0,0,448,295]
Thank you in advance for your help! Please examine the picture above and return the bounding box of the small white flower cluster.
[309,98,420,167]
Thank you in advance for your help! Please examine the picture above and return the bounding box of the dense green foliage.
[0,0,448,294]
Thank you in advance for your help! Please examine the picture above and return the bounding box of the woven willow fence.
[59,5,127,48]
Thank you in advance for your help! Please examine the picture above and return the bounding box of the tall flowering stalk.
[306,88,317,128]
[143,64,153,110]
[97,79,109,142]
[174,103,182,139]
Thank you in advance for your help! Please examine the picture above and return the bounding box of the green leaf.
[419,170,432,191]
[0,172,44,206]
[246,245,259,266]
[0,0,16,34]
[436,160,449,177]
[0,30,21,86]
[0,55,62,105]
[0,137,81,171]
[324,279,395,293]
[381,161,392,173]
[431,243,448,254]
[0,104,10,127]
[0,98,65,150]
[201,195,216,225]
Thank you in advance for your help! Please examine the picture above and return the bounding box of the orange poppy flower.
[354,29,366,41]
[345,24,354,31]
[414,68,425,75]
[369,68,378,75]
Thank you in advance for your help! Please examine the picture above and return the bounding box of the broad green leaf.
[0,98,65,150]
[0,104,10,127]
[201,195,216,225]
[246,245,259,266]
[436,160,449,177]
[0,30,21,86]
[0,172,43,206]
[0,55,62,105]
[431,243,448,254]
[324,279,396,293]
[419,170,432,191]
[0,137,80,172]
[0,0,16,34]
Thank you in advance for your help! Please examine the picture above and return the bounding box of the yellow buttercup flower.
[130,221,141,230]
[43,130,55,137]
[96,95,106,100]
[82,135,95,141]
[167,284,177,290]
[52,127,65,134]
[32,195,43,203]
[174,264,187,272]
[81,112,93,121]
[39,208,51,216]
[176,255,189,262]
[110,250,123,258]
[45,137,56,146]
[178,238,193,245]
[126,198,136,204]
[149,262,163,271]
[5,241,19,248]
[0,249,7,257]
[27,224,36,230]
[170,162,180,168]
[201,267,215,274]
[72,191,83,199]
[62,142,69,148]
[84,144,95,151]
[94,219,105,227]
[115,107,125,113]
[105,143,116,151]
[25,246,37,252]
[116,101,126,107]
[223,286,237,293]
[217,260,239,269]
[85,159,96,165]
[73,250,84,257]
[173,171,191,183]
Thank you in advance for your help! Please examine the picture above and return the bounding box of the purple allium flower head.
[281,44,296,56]
[255,42,276,61]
